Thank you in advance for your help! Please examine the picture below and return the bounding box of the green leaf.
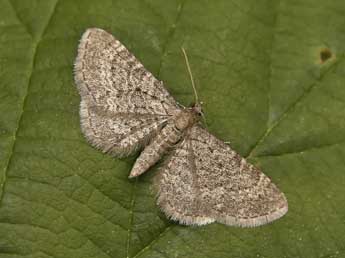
[1,0,345,257]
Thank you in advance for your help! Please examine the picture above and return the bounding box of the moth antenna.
[181,47,199,104]
[182,48,208,127]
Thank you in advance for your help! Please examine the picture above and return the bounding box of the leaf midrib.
[126,1,186,257]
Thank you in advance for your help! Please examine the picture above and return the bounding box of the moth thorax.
[174,109,199,131]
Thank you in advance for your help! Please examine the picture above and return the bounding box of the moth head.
[190,101,208,127]
[191,102,203,117]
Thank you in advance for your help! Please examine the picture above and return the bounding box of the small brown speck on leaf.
[320,48,332,63]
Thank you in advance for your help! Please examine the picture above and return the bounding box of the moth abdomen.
[128,123,182,178]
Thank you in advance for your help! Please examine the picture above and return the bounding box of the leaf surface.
[1,0,345,257]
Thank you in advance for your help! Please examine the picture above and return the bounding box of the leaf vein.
[247,56,344,158]
[0,0,59,205]
[7,0,32,37]
[131,226,173,258]
[126,178,138,258]
[257,140,345,158]
[157,0,186,77]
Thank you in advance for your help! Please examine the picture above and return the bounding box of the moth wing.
[155,136,215,225]
[79,104,167,156]
[156,125,288,227]
[74,28,180,155]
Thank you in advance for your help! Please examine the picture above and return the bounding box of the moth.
[74,28,288,227]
